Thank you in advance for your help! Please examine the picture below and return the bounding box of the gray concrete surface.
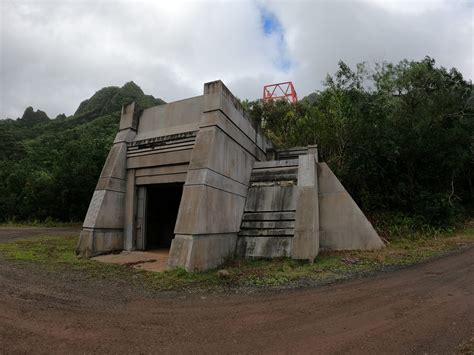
[77,80,384,271]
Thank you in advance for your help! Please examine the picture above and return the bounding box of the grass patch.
[0,224,472,292]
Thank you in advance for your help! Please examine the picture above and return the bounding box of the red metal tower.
[263,81,298,103]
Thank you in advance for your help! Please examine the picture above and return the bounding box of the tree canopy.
[245,57,473,225]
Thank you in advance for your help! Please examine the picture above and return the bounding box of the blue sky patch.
[261,10,280,35]
[259,7,292,72]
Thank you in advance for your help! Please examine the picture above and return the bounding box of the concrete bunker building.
[76,80,384,271]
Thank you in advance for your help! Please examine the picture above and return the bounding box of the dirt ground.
[0,228,473,354]
[0,226,81,242]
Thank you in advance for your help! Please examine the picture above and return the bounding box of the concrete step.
[244,185,297,212]
[242,211,296,221]
[249,159,299,187]
[239,228,294,237]
[253,159,298,169]
[274,147,308,160]
[237,158,299,257]
[249,166,298,183]
[241,220,295,229]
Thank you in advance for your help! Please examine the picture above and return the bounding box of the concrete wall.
[292,152,320,260]
[168,81,272,271]
[76,102,139,257]
[134,96,203,141]
[318,163,384,250]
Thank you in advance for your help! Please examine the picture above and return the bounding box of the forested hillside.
[0,82,165,222]
[0,57,472,227]
[243,57,473,226]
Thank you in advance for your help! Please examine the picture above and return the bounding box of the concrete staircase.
[236,145,385,261]
[236,158,300,257]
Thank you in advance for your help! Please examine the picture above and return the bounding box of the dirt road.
[0,226,81,242]
[0,232,472,354]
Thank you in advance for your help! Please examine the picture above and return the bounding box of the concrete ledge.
[253,159,299,169]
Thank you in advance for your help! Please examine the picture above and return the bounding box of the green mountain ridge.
[0,82,166,222]
[74,81,165,118]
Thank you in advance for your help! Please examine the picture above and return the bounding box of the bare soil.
[0,226,81,242]
[0,229,473,354]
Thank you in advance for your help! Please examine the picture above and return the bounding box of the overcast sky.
[0,0,472,119]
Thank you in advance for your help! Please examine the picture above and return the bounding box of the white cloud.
[266,0,472,98]
[0,0,472,118]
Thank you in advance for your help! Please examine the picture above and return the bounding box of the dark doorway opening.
[145,183,184,250]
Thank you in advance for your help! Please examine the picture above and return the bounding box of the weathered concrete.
[93,250,169,272]
[318,162,384,250]
[169,234,238,271]
[168,81,269,271]
[76,103,138,257]
[78,80,384,271]
[236,159,298,258]
[292,152,319,261]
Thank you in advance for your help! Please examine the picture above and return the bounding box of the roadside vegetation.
[0,221,472,292]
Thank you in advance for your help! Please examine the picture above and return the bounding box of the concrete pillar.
[292,152,320,261]
[76,102,139,257]
[168,81,269,271]
[123,169,136,250]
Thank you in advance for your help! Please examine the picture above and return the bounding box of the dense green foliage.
[244,57,473,225]
[0,82,165,222]
[0,58,472,226]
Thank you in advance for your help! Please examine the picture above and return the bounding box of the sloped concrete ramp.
[318,162,384,250]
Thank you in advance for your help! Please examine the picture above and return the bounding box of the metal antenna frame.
[263,81,298,103]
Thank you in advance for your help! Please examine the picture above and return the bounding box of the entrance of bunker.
[145,183,184,250]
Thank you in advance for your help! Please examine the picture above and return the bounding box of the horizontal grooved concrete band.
[126,145,194,158]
